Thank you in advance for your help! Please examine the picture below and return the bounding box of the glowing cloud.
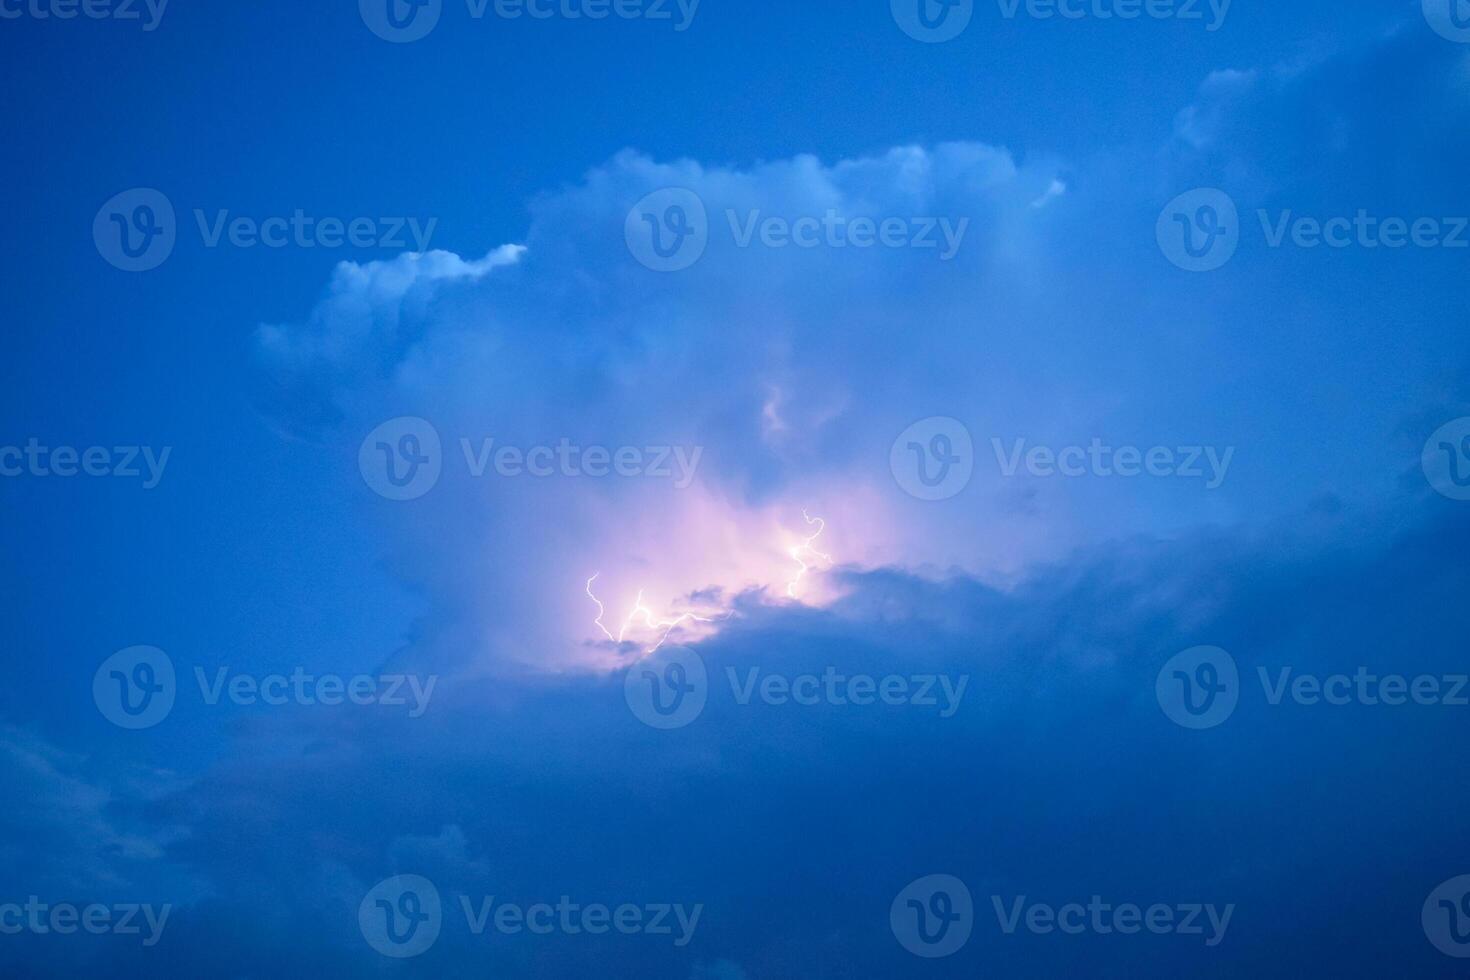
[786,510,832,599]
[584,512,836,654]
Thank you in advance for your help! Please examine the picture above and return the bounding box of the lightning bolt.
[586,574,723,654]
[585,511,832,652]
[786,509,832,599]
[586,573,615,642]
[621,589,722,654]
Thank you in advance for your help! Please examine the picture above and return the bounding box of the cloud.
[255,245,525,439]
[245,19,1470,684]
[253,140,1086,674]
[0,724,188,897]
[1164,26,1470,204]
[24,493,1467,977]
[80,27,1457,975]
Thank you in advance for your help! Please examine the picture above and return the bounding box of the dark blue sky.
[4,0,1470,976]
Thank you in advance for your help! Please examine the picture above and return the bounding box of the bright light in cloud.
[785,510,832,599]
[583,512,837,655]
[255,141,1094,675]
[585,573,726,654]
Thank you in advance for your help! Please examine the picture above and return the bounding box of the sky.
[3,0,1470,976]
